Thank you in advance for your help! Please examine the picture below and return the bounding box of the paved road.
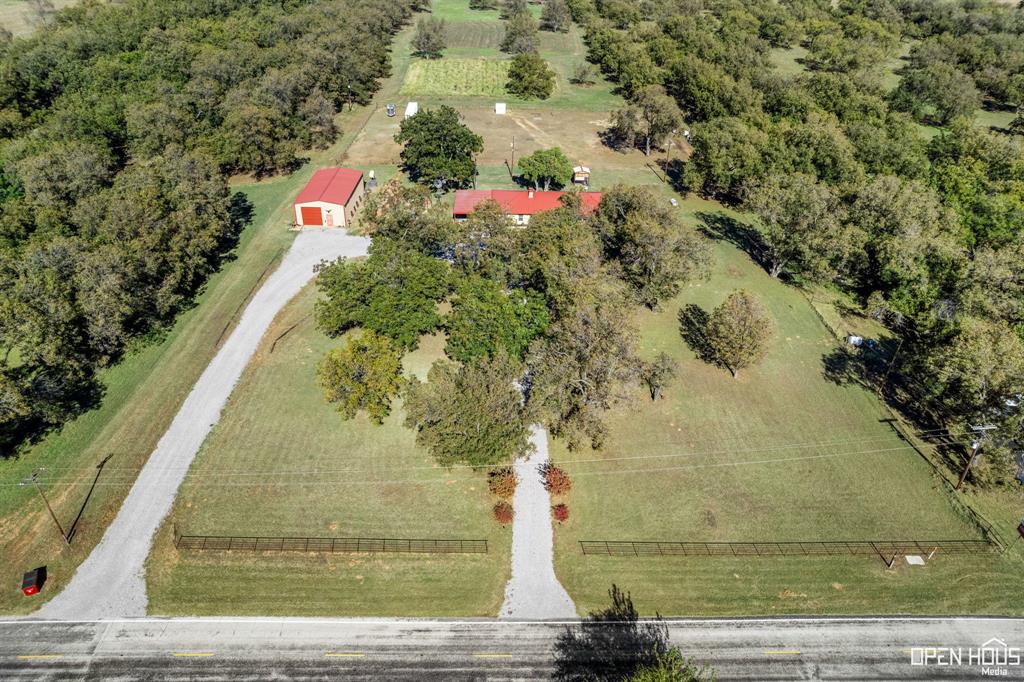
[38,230,371,620]
[500,425,577,619]
[2,617,1022,680]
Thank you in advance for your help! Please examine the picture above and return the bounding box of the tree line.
[570,0,1024,486]
[0,0,416,453]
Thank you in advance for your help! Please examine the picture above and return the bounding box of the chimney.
[528,190,534,199]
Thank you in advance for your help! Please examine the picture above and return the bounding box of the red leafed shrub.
[552,504,569,523]
[488,466,518,499]
[538,462,572,496]
[493,501,514,525]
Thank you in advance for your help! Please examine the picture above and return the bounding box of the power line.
[3,426,971,487]
[0,442,925,489]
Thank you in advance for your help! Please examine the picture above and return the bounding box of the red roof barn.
[453,189,602,225]
[293,167,366,228]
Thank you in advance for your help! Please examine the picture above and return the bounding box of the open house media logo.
[911,638,1021,676]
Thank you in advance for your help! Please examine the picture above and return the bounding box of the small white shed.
[495,102,507,115]
[405,101,419,118]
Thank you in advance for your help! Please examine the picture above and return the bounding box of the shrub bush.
[488,466,519,499]
[552,503,570,523]
[493,501,514,525]
[538,462,572,496]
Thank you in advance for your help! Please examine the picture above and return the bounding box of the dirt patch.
[344,102,664,187]
[460,107,648,170]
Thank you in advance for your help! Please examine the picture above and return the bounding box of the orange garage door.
[300,206,322,226]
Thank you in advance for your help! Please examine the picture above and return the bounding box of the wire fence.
[176,534,488,555]
[579,539,996,559]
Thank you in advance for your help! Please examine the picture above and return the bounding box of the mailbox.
[21,567,45,597]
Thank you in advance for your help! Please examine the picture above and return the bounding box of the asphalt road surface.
[2,617,1022,680]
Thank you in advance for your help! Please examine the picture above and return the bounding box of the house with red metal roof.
[452,189,602,226]
[293,167,366,228]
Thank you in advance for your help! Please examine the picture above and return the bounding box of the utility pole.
[955,424,997,490]
[1008,518,1024,554]
[20,470,70,546]
[877,336,904,398]
[509,136,516,179]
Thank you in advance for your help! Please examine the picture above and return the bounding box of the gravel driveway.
[499,425,578,619]
[39,230,370,620]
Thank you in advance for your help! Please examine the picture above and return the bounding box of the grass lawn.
[769,46,810,77]
[549,204,1024,616]
[399,0,620,112]
[402,57,511,98]
[0,0,78,36]
[430,0,541,23]
[146,286,510,617]
[976,107,1017,133]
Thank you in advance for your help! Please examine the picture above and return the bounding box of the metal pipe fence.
[579,539,995,559]
[176,534,487,555]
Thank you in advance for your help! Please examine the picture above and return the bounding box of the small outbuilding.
[405,101,419,118]
[495,102,507,115]
[572,165,591,186]
[293,167,366,228]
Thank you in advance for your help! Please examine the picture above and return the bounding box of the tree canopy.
[315,238,449,350]
[608,86,684,156]
[540,0,571,33]
[527,285,639,450]
[395,106,484,190]
[891,61,981,125]
[318,331,404,424]
[0,0,415,452]
[404,354,531,466]
[501,9,540,54]
[595,185,711,308]
[445,274,550,363]
[506,53,556,99]
[704,290,774,378]
[518,147,573,190]
[412,16,447,59]
[743,173,859,282]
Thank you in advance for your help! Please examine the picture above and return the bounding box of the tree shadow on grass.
[821,345,877,391]
[678,304,717,367]
[65,453,114,544]
[1,370,106,459]
[821,341,972,481]
[552,585,669,681]
[656,158,687,194]
[696,211,766,273]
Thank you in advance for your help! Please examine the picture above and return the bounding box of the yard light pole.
[956,424,997,490]
[20,470,70,546]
